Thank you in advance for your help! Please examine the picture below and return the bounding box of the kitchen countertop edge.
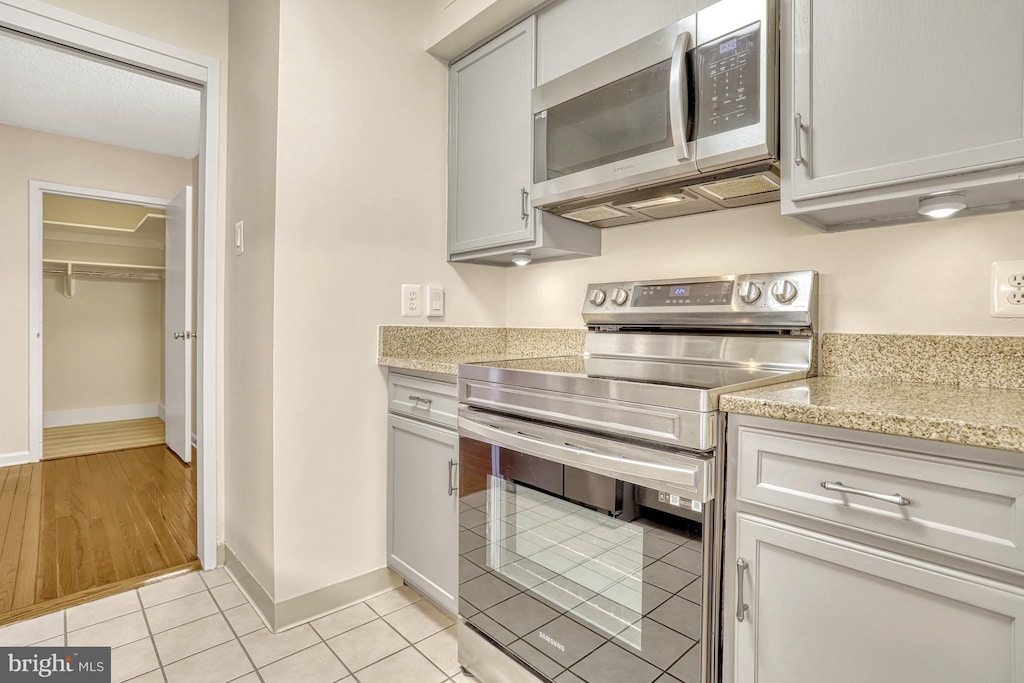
[722,377,1024,454]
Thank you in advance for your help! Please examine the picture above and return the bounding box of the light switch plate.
[234,220,244,255]
[991,260,1024,317]
[401,284,421,318]
[426,284,445,317]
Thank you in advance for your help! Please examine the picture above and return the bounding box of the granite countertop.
[378,326,586,376]
[721,377,1024,453]
[379,352,525,376]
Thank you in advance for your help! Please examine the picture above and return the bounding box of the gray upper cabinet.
[449,18,535,256]
[535,0,715,85]
[448,16,600,265]
[782,0,1024,229]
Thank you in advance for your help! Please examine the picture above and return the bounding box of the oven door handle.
[459,411,712,502]
[669,30,692,161]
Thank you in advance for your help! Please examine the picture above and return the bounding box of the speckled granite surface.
[722,377,1024,452]
[378,326,586,375]
[822,334,1024,389]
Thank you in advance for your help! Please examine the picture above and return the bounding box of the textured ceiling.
[0,31,201,158]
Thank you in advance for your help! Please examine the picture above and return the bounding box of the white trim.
[11,0,221,570]
[157,403,166,421]
[44,404,161,428]
[0,451,32,468]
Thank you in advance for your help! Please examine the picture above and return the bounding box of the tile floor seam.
[377,599,455,681]
[134,589,168,683]
[307,608,353,676]
[203,581,264,682]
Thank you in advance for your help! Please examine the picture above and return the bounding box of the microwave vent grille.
[700,174,780,201]
[562,205,629,223]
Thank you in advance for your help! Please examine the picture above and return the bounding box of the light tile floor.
[0,570,469,683]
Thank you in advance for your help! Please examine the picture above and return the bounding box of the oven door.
[531,16,699,208]
[457,408,717,683]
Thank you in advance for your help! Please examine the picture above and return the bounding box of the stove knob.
[771,279,799,304]
[738,281,762,304]
[590,289,607,306]
[610,288,629,306]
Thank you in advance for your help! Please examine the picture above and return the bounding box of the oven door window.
[459,438,703,683]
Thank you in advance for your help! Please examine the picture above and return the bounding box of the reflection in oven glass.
[460,475,703,683]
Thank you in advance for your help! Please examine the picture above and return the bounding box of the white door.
[164,186,192,463]
[731,514,1024,683]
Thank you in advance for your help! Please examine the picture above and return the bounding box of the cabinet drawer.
[388,372,458,428]
[735,423,1024,573]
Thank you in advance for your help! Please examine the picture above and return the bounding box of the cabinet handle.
[408,395,432,407]
[736,558,749,622]
[448,459,458,496]
[821,480,910,506]
[520,187,529,221]
[793,113,805,166]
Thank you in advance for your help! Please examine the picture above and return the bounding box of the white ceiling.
[0,30,201,158]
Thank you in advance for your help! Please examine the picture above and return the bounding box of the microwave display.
[696,23,761,140]
[632,281,734,306]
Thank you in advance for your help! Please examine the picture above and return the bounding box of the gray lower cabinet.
[782,0,1024,229]
[448,16,599,265]
[387,374,459,615]
[723,415,1024,683]
[732,514,1024,683]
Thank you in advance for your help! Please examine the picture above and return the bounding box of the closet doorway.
[39,187,195,465]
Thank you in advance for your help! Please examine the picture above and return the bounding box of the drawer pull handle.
[408,395,432,407]
[821,480,910,506]
[736,558,749,622]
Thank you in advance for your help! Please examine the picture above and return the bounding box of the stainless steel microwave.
[531,0,778,227]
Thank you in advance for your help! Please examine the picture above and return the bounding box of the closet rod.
[43,268,163,280]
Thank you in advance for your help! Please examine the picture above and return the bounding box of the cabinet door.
[388,415,459,614]
[731,514,1024,683]
[788,0,1024,201]
[448,17,536,255]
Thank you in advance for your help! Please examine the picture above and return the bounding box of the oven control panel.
[582,270,818,328]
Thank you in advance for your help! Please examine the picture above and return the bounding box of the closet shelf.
[43,259,164,299]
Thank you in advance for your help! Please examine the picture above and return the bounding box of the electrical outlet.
[991,260,1024,317]
[234,221,244,255]
[401,284,421,318]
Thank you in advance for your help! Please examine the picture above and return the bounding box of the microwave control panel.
[696,22,761,140]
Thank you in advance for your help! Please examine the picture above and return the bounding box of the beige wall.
[224,0,281,595]
[42,275,163,414]
[270,0,506,601]
[0,123,192,455]
[505,204,1024,335]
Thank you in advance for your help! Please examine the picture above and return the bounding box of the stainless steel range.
[456,270,817,683]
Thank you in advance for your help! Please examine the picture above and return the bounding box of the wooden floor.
[0,445,197,625]
[43,417,166,460]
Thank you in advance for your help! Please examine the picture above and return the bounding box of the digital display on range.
[632,281,734,307]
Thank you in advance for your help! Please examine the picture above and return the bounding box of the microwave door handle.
[669,31,692,161]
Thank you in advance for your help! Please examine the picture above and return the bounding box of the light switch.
[426,285,445,317]
[234,220,244,255]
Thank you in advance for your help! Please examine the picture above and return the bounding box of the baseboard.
[157,404,166,421]
[44,404,160,428]
[0,451,33,468]
[223,544,402,633]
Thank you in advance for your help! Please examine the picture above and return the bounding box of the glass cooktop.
[468,355,791,391]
